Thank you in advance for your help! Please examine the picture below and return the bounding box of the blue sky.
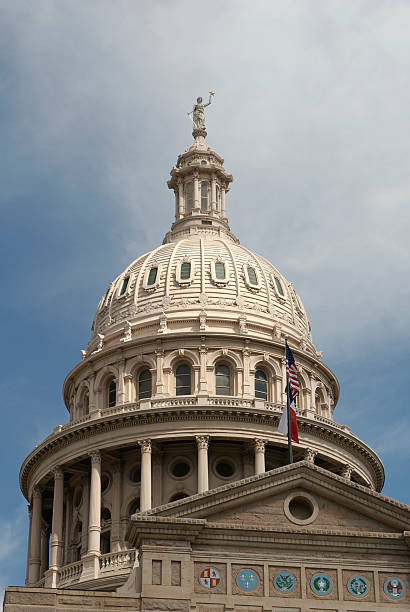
[1,0,410,597]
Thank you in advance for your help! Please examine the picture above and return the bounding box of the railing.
[57,559,83,585]
[99,549,136,573]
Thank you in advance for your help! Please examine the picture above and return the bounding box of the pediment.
[139,462,410,535]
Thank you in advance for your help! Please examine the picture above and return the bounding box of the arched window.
[101,507,111,522]
[185,182,193,212]
[274,276,284,297]
[201,182,209,211]
[129,498,140,515]
[138,369,152,399]
[176,364,191,396]
[108,379,116,408]
[215,363,231,396]
[255,369,268,400]
[119,275,130,296]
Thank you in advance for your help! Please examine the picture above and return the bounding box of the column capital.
[341,463,353,480]
[52,466,64,480]
[32,485,42,500]
[89,450,101,465]
[196,435,210,450]
[138,439,152,454]
[304,448,317,464]
[254,439,267,453]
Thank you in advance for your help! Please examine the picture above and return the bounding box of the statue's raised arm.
[188,92,215,131]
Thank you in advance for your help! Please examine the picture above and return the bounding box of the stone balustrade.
[99,549,136,574]
[57,559,83,586]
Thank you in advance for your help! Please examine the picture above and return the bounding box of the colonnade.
[26,436,268,585]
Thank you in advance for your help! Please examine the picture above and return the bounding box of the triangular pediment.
[135,462,410,536]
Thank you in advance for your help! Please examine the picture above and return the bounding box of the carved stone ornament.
[138,439,152,454]
[254,439,266,453]
[121,320,132,343]
[196,435,210,450]
[80,349,87,360]
[89,450,101,465]
[52,466,64,480]
[239,315,247,334]
[32,484,42,499]
[304,448,317,464]
[199,293,208,306]
[158,315,167,334]
[341,463,353,480]
[199,310,207,331]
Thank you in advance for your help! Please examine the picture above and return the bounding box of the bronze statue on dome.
[188,92,214,131]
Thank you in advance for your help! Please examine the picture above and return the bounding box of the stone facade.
[4,125,410,611]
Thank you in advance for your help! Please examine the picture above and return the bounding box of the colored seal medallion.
[199,567,221,589]
[348,575,369,597]
[274,572,296,593]
[311,573,332,595]
[384,577,404,599]
[237,569,259,591]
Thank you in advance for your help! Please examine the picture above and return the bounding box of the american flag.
[286,341,300,398]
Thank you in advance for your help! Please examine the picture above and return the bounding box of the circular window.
[129,465,141,484]
[215,458,236,478]
[74,487,83,508]
[284,491,318,525]
[101,473,111,493]
[171,460,191,478]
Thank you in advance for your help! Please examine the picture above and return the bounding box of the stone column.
[25,505,32,585]
[117,360,126,405]
[196,436,210,493]
[178,179,184,218]
[111,463,122,552]
[211,176,217,212]
[64,489,72,565]
[155,349,165,397]
[139,440,152,511]
[88,451,101,555]
[198,347,208,397]
[40,526,49,577]
[152,451,163,508]
[50,468,64,570]
[221,187,226,218]
[254,439,266,475]
[193,174,200,212]
[124,373,133,404]
[27,486,42,584]
[242,346,251,397]
[81,478,90,556]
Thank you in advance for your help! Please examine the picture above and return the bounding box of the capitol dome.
[20,120,384,596]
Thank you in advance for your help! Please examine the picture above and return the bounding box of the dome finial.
[187,92,215,139]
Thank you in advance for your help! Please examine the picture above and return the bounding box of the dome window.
[185,182,193,213]
[243,263,262,290]
[274,276,284,296]
[215,363,231,396]
[143,262,161,291]
[138,369,152,400]
[255,369,268,400]
[119,275,130,297]
[201,182,209,212]
[176,258,195,286]
[175,363,191,396]
[210,258,228,286]
[107,379,116,408]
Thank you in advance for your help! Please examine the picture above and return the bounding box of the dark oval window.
[215,261,226,280]
[138,369,152,399]
[147,267,158,286]
[215,459,235,478]
[247,267,258,286]
[176,364,191,396]
[171,461,191,478]
[180,262,191,280]
[129,465,141,483]
[289,496,314,520]
[255,369,268,400]
[101,473,110,492]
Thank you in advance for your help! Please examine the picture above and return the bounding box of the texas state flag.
[278,385,299,443]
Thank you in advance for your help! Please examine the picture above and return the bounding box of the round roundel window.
[170,460,191,478]
[215,459,235,478]
[236,569,259,591]
[198,567,220,589]
[311,573,332,595]
[348,576,369,597]
[384,577,404,599]
[274,572,296,594]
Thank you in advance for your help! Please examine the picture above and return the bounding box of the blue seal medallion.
[348,575,369,597]
[311,573,332,595]
[384,577,404,599]
[274,572,296,593]
[236,569,259,591]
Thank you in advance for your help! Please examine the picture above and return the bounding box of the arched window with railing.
[215,363,231,396]
[138,369,152,400]
[201,182,209,212]
[255,369,268,400]
[175,364,191,396]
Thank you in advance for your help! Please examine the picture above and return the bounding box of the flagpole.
[285,335,293,464]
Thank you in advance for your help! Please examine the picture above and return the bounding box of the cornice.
[20,407,383,500]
